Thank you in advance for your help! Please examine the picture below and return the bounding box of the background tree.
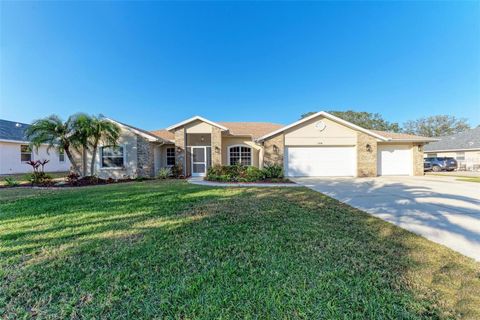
[403,115,470,137]
[87,116,120,176]
[25,115,82,173]
[301,110,401,132]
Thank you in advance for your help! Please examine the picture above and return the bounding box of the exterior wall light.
[366,144,372,152]
[273,145,279,153]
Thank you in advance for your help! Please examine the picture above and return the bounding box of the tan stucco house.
[84,111,436,179]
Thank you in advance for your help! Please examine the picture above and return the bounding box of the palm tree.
[71,113,94,176]
[87,116,120,176]
[25,115,82,174]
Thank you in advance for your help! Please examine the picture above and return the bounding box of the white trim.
[424,147,480,152]
[166,116,228,131]
[256,111,389,142]
[0,139,51,145]
[227,144,252,166]
[105,118,163,143]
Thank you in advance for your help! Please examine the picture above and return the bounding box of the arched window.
[228,145,252,166]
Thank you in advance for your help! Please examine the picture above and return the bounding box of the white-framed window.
[166,147,175,166]
[456,152,465,161]
[101,145,124,168]
[21,144,32,162]
[59,148,65,162]
[228,145,252,166]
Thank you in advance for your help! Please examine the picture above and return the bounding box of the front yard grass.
[1,180,479,319]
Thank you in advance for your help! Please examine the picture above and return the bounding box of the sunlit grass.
[1,180,479,319]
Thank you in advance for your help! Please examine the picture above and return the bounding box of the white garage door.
[285,146,356,177]
[377,145,412,176]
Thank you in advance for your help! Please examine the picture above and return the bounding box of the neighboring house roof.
[166,116,229,131]
[0,119,30,143]
[257,111,437,142]
[424,127,480,152]
[151,122,284,141]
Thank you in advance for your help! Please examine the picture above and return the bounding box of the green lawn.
[1,181,479,319]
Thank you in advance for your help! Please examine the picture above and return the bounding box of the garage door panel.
[285,147,355,177]
[377,145,412,176]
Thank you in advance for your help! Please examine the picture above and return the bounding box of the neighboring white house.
[0,119,71,175]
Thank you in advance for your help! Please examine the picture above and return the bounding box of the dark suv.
[424,157,458,172]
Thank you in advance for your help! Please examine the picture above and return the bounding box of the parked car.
[423,157,458,172]
[423,161,433,172]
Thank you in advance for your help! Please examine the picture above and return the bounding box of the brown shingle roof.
[218,122,284,139]
[151,122,284,140]
[150,129,175,142]
[370,130,435,141]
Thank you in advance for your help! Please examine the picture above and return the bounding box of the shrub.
[28,172,53,186]
[206,165,266,182]
[244,166,265,182]
[170,164,183,178]
[67,172,80,185]
[157,168,171,179]
[4,177,19,187]
[262,164,284,179]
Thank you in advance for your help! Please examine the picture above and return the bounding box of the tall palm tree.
[88,116,120,176]
[25,115,82,173]
[71,113,94,176]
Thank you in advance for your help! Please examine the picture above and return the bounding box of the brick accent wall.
[357,132,377,177]
[174,128,186,176]
[136,135,155,177]
[211,127,222,166]
[412,144,424,176]
[263,134,284,166]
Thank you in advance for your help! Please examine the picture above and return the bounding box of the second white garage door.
[377,145,412,176]
[285,146,356,177]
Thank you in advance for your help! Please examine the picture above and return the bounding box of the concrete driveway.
[293,176,480,261]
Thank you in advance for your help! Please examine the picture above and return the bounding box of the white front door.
[377,145,412,176]
[285,146,356,177]
[191,147,207,177]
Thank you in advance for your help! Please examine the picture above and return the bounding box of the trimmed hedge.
[206,164,286,183]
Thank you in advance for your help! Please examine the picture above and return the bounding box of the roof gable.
[257,111,389,141]
[166,116,228,131]
[106,118,165,143]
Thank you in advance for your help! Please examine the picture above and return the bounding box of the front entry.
[191,146,207,177]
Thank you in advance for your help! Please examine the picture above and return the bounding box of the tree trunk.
[64,147,80,174]
[90,139,99,176]
[82,148,86,177]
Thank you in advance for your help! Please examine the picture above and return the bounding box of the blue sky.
[1,1,479,130]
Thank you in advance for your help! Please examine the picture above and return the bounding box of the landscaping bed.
[205,164,289,183]
[0,180,479,319]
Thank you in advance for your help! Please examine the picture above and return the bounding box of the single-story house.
[0,119,71,175]
[424,127,480,171]
[88,112,436,179]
